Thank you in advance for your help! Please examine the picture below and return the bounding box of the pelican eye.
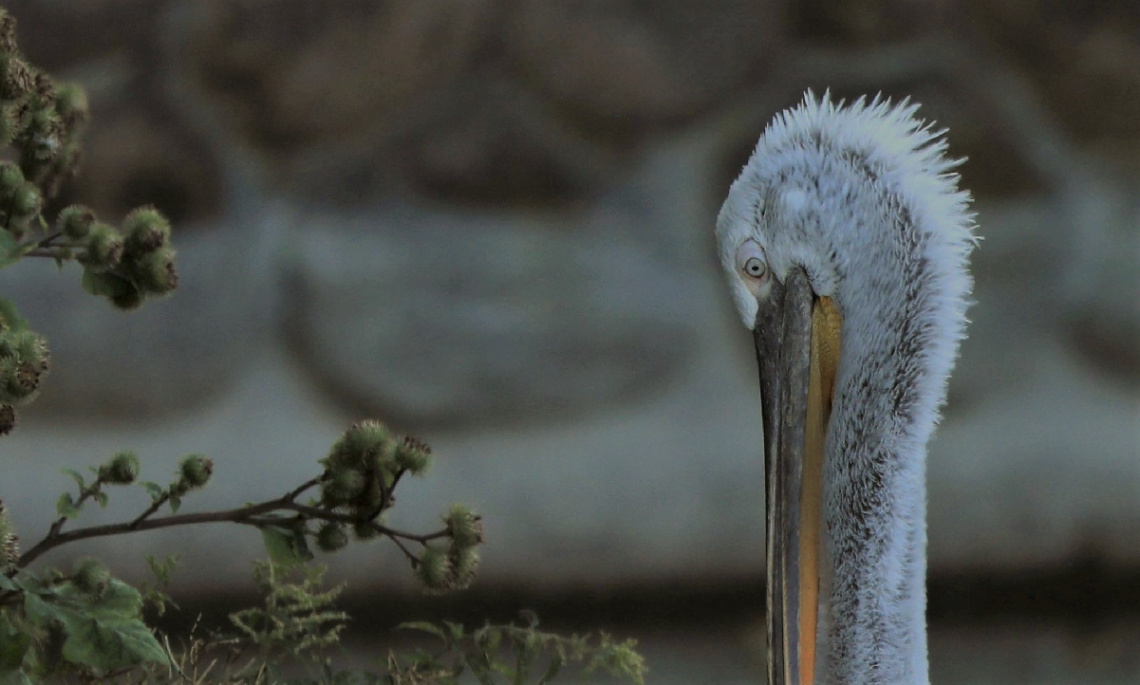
[736,241,768,282]
[743,257,766,279]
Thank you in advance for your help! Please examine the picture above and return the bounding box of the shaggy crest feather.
[717,90,977,684]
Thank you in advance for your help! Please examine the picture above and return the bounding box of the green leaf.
[167,494,181,513]
[0,232,19,269]
[144,554,179,585]
[396,621,448,641]
[0,612,29,670]
[140,481,164,500]
[93,491,108,508]
[463,651,497,685]
[61,616,168,669]
[142,588,175,617]
[514,634,538,685]
[57,579,144,621]
[21,587,72,627]
[444,620,465,641]
[260,526,313,565]
[537,654,564,684]
[0,298,27,332]
[56,492,79,518]
[22,584,169,670]
[0,669,33,685]
[61,468,85,492]
[79,268,110,297]
[474,626,502,653]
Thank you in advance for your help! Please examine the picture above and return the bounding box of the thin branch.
[18,501,278,570]
[384,469,405,510]
[129,492,171,530]
[21,230,62,250]
[14,477,430,571]
[42,476,106,543]
[16,231,81,259]
[387,535,419,566]
[285,477,322,503]
[3,188,16,233]
[22,247,77,259]
[280,502,447,543]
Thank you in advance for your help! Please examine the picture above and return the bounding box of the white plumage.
[717,91,977,683]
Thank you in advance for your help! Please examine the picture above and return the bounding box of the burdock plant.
[0,5,480,679]
[0,6,644,684]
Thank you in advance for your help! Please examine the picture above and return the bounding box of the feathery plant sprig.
[388,612,648,685]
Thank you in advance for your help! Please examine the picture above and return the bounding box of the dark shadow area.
[154,561,1140,640]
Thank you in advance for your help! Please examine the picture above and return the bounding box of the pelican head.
[716,92,976,684]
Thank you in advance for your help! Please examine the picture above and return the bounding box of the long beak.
[754,269,841,685]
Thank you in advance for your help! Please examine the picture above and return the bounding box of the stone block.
[284,196,699,428]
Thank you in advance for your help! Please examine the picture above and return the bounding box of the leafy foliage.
[60,572,647,685]
[0,566,168,680]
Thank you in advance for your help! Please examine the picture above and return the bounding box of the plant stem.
[23,247,77,259]
[42,476,106,543]
[285,477,321,503]
[387,535,418,565]
[13,477,451,571]
[17,500,283,570]
[21,230,62,250]
[281,501,449,545]
[129,491,171,530]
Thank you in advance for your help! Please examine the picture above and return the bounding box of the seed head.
[58,205,95,240]
[0,55,32,100]
[0,403,14,435]
[132,247,178,295]
[351,520,381,540]
[53,82,88,128]
[0,356,41,402]
[449,546,479,588]
[327,420,393,471]
[0,10,17,54]
[415,545,452,592]
[0,160,22,194]
[99,451,139,485]
[72,557,111,597]
[84,223,124,272]
[444,505,483,549]
[320,467,366,507]
[394,435,432,475]
[0,498,18,570]
[178,454,213,489]
[82,269,144,311]
[122,206,170,256]
[109,283,145,311]
[316,522,349,553]
[11,182,40,220]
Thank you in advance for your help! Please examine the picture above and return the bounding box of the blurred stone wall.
[0,0,1137,589]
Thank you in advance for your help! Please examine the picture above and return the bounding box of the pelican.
[716,92,976,684]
